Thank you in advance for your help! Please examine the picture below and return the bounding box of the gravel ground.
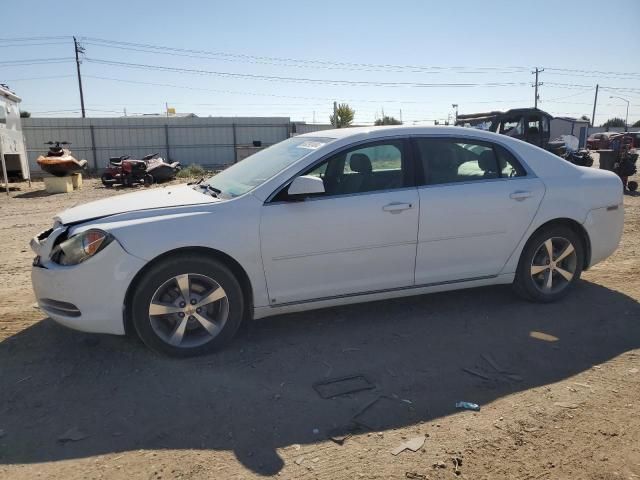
[0,173,639,480]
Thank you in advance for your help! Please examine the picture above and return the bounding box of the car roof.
[298,125,508,141]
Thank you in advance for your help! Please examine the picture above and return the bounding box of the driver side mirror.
[287,175,325,197]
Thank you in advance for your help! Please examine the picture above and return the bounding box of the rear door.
[412,137,545,285]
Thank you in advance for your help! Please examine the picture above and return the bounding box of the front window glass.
[286,140,406,198]
[204,136,334,198]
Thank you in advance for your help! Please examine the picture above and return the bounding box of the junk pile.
[101,153,181,187]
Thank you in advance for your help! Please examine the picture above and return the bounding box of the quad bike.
[36,141,88,177]
[101,155,153,188]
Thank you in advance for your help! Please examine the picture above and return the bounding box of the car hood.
[55,184,220,225]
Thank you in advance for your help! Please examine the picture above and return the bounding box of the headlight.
[50,229,114,266]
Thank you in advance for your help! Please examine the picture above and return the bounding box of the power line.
[84,58,531,88]
[0,57,74,65]
[0,36,71,42]
[82,74,528,105]
[0,41,70,48]
[81,39,529,75]
[81,36,532,74]
[1,75,74,82]
[545,66,640,77]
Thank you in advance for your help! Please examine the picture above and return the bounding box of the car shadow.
[1,280,639,475]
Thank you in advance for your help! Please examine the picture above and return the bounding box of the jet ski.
[143,153,181,182]
[36,142,88,177]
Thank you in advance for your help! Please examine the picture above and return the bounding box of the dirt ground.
[0,174,639,480]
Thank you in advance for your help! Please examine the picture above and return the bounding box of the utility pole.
[452,103,459,124]
[532,67,544,109]
[73,37,86,118]
[399,109,403,123]
[591,84,599,128]
[333,101,338,128]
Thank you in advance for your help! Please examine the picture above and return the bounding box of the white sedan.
[31,126,624,356]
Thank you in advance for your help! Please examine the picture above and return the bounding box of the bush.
[176,163,206,178]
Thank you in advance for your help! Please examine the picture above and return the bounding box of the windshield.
[203,136,334,198]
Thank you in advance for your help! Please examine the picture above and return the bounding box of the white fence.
[22,117,297,174]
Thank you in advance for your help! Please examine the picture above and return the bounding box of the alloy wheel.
[530,237,578,294]
[148,273,229,348]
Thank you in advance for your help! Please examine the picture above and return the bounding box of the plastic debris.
[455,401,480,411]
[391,435,426,456]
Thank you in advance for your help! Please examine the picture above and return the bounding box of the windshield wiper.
[187,177,205,185]
[194,183,221,198]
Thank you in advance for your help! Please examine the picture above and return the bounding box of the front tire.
[130,254,245,357]
[101,172,116,187]
[514,225,584,303]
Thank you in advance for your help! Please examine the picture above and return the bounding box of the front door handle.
[383,202,413,213]
[510,191,532,201]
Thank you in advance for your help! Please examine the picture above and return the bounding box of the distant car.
[31,126,624,357]
[586,132,620,150]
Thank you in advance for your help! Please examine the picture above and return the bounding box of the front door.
[412,137,545,285]
[260,139,419,305]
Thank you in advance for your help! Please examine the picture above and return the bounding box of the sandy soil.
[0,175,639,480]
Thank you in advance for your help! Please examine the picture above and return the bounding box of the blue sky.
[2,0,639,125]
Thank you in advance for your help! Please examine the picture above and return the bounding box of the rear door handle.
[383,202,413,213]
[509,191,532,201]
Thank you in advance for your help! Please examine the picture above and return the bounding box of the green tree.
[329,103,355,128]
[632,119,640,128]
[19,110,31,118]
[579,115,590,123]
[374,115,402,126]
[601,117,626,129]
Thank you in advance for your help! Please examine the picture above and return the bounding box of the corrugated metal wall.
[22,117,292,174]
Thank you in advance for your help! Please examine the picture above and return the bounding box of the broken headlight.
[50,229,114,266]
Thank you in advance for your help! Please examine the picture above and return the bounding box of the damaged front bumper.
[30,226,146,335]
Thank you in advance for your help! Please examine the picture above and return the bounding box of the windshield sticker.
[297,141,325,150]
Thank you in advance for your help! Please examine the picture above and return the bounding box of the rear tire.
[513,225,584,303]
[130,254,245,357]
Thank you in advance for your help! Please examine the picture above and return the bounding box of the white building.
[0,84,30,186]
[550,117,591,147]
